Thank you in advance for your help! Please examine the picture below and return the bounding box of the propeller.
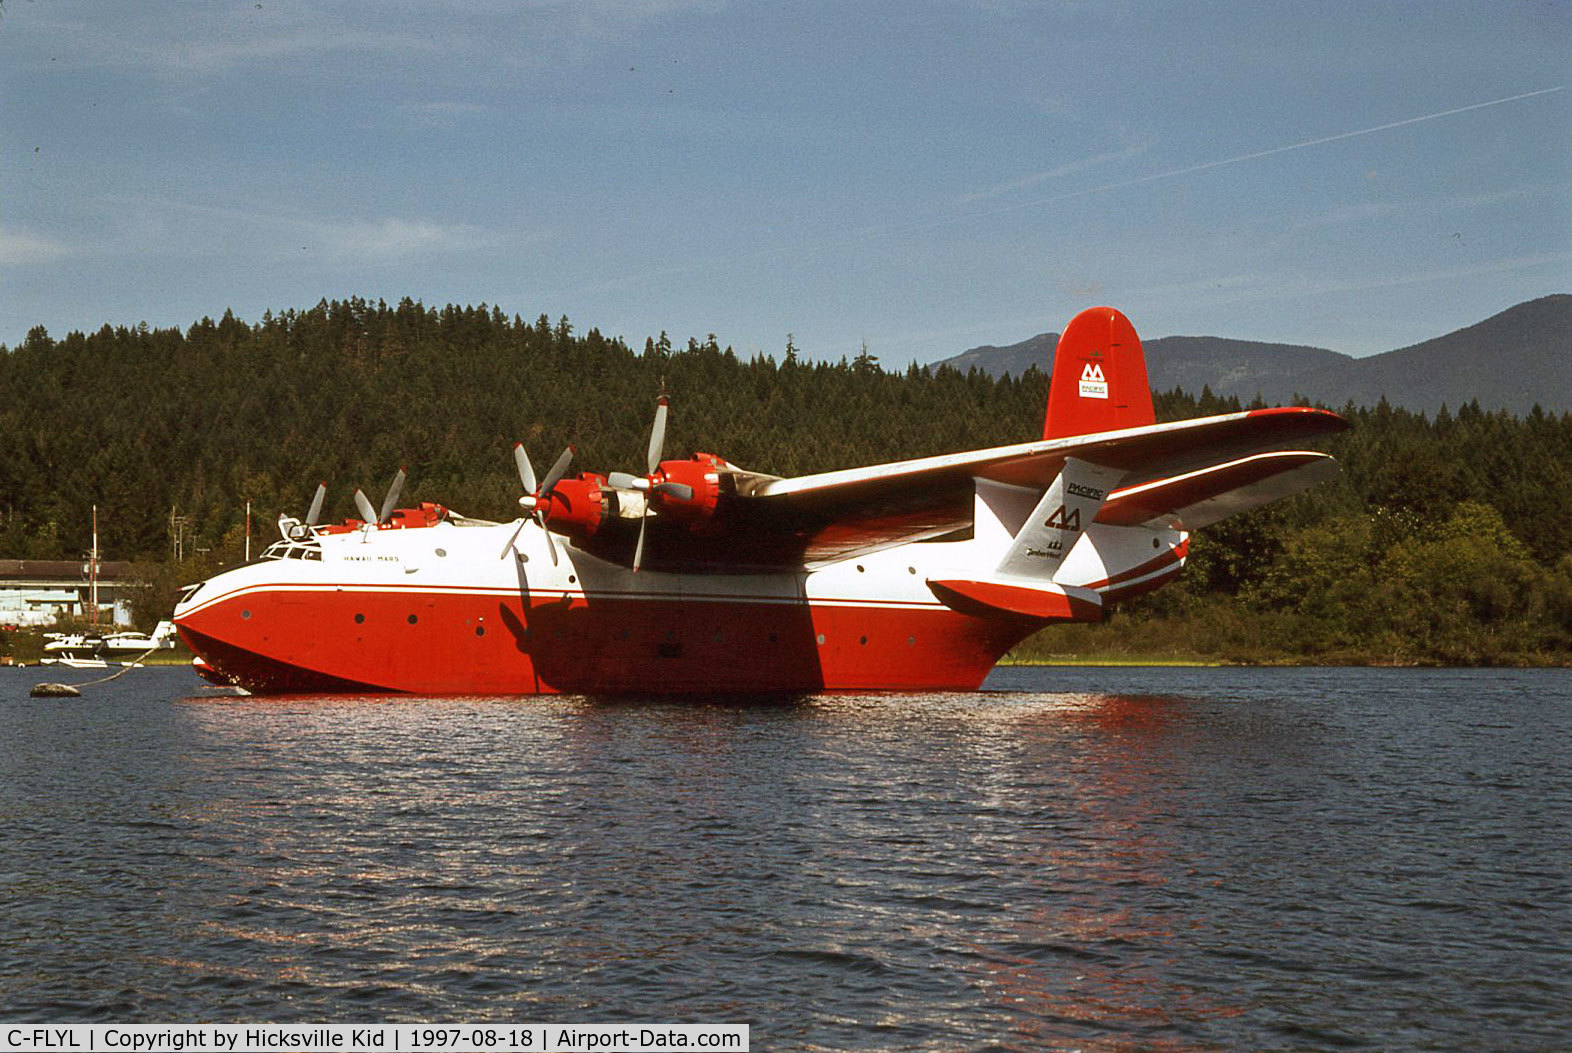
[352,467,407,527]
[605,396,692,571]
[277,481,328,541]
[500,443,574,564]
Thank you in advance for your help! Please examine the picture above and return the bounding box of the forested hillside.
[5,297,1572,663]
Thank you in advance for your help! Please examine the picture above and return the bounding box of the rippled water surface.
[2,665,1569,1049]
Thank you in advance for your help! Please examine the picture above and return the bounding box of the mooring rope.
[32,641,165,695]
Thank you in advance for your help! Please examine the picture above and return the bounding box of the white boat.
[40,655,111,669]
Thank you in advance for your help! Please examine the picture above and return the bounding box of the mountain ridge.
[932,295,1572,414]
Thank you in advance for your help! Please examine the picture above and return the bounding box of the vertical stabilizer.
[1043,306,1154,439]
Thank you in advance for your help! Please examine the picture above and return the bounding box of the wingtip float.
[174,307,1348,696]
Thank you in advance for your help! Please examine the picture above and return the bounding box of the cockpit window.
[262,539,322,561]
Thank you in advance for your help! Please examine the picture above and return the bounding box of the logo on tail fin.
[1078,362,1108,399]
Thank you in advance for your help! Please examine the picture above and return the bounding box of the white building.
[0,560,137,628]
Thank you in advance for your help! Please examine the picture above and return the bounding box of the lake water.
[2,665,1568,1050]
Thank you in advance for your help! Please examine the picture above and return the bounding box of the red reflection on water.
[969,692,1246,1051]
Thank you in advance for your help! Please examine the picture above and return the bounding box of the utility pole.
[170,506,189,562]
[89,504,99,627]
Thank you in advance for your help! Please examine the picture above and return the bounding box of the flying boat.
[173,307,1347,694]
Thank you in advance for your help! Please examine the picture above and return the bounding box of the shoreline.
[1001,654,1572,668]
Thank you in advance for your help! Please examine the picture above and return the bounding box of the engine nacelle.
[541,473,611,539]
[651,453,729,529]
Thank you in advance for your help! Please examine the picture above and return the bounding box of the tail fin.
[1043,306,1155,440]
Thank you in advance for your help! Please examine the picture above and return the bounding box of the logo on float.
[1078,362,1108,399]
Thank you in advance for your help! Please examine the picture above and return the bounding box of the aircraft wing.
[623,406,1347,572]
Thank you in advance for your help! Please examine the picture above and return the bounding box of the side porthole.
[407,614,418,625]
[241,609,252,620]
[354,613,365,624]
[474,626,485,637]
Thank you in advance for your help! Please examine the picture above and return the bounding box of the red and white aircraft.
[173,307,1347,695]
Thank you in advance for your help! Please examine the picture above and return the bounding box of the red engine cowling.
[650,453,729,529]
[541,473,610,539]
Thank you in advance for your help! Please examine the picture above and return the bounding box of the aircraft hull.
[170,523,1086,696]
[175,586,1040,695]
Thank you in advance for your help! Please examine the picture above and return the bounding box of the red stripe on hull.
[176,589,1040,696]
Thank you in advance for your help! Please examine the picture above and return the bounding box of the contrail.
[970,86,1566,220]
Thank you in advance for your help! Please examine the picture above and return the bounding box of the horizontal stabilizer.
[1098,451,1338,530]
[928,578,1103,622]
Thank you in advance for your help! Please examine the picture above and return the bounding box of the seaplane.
[173,307,1347,695]
[42,620,179,668]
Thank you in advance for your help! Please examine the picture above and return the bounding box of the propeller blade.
[652,481,694,501]
[499,517,527,559]
[539,446,574,497]
[513,443,537,494]
[378,467,407,525]
[539,516,559,565]
[353,488,378,524]
[606,470,646,491]
[632,511,648,573]
[305,482,327,526]
[646,396,669,473]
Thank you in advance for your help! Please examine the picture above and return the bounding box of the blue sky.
[2,1,1568,364]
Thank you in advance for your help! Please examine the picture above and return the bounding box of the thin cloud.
[0,230,73,267]
[1290,181,1566,231]
[962,140,1152,203]
[315,217,503,262]
[97,195,513,265]
[1138,253,1572,312]
[12,1,728,77]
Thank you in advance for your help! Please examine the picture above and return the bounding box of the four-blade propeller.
[500,442,574,563]
[605,396,691,571]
